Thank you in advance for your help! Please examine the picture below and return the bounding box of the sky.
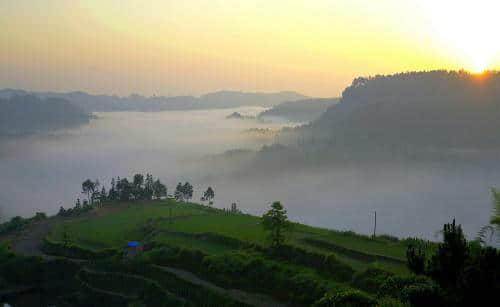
[1,0,500,97]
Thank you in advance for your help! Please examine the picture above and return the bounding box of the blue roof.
[128,241,140,247]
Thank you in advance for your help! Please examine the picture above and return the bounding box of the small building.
[125,241,143,259]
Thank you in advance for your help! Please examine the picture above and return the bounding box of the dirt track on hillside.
[0,218,57,257]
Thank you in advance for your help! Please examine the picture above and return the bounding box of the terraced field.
[47,200,434,275]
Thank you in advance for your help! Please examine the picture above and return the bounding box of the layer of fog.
[0,108,497,240]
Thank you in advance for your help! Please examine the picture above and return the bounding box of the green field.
[4,199,444,306]
[48,200,432,275]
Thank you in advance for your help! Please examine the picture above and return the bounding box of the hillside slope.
[258,98,339,122]
[304,71,500,149]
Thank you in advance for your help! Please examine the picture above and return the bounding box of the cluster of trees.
[0,212,47,235]
[108,174,167,201]
[200,187,215,205]
[174,182,193,201]
[174,182,215,205]
[57,198,93,217]
[56,175,219,219]
[58,174,168,217]
[406,219,500,306]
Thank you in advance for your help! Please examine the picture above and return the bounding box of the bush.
[352,268,394,293]
[0,216,30,235]
[376,297,409,307]
[402,283,443,307]
[149,246,206,271]
[378,274,435,300]
[313,289,376,307]
[265,244,354,281]
[0,254,44,284]
[289,272,327,303]
[42,237,117,259]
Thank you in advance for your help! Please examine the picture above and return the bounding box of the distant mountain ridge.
[0,89,307,112]
[0,95,91,137]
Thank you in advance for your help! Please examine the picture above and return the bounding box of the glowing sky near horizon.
[1,0,499,97]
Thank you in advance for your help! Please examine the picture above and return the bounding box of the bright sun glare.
[423,0,500,72]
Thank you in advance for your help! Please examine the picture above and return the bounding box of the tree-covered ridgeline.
[57,173,169,217]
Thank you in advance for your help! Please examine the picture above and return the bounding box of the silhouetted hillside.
[301,71,500,149]
[0,89,307,112]
[258,98,339,122]
[0,95,90,137]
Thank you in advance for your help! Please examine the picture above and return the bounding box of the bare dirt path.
[2,217,58,257]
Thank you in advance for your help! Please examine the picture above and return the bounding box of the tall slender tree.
[262,201,292,247]
[202,187,215,206]
[81,179,96,204]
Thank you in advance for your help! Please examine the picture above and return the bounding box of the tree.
[262,201,292,247]
[100,186,107,202]
[231,202,241,214]
[117,178,132,201]
[144,173,154,200]
[153,179,167,199]
[407,244,426,275]
[108,178,118,200]
[58,206,66,217]
[133,174,145,199]
[133,173,144,188]
[75,198,82,211]
[202,187,215,206]
[174,183,183,201]
[427,219,468,291]
[413,218,500,306]
[182,182,193,201]
[81,179,96,204]
[478,188,500,245]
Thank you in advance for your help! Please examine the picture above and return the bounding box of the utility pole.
[373,211,377,238]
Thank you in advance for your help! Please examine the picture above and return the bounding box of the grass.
[48,199,428,274]
[47,200,207,249]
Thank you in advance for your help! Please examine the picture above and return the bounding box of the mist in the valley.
[1,105,497,241]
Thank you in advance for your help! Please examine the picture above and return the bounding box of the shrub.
[42,237,117,259]
[377,274,435,300]
[401,283,443,307]
[149,246,206,271]
[313,289,376,307]
[265,244,354,281]
[352,268,394,293]
[0,216,30,235]
[376,297,409,307]
[289,272,327,303]
[202,250,326,304]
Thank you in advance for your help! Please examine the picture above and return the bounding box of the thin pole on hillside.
[373,211,377,238]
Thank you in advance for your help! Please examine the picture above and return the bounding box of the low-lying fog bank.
[0,107,497,241]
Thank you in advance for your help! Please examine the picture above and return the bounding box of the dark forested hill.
[0,89,307,112]
[301,71,500,149]
[0,95,90,137]
[258,98,339,122]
